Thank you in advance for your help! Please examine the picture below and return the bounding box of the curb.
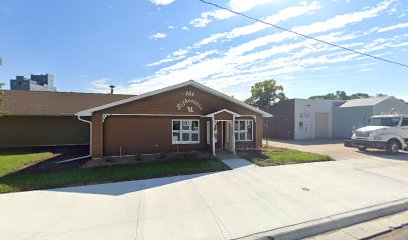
[238,198,408,240]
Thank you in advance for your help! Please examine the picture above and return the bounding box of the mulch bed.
[83,151,212,168]
[18,147,213,174]
[18,145,90,174]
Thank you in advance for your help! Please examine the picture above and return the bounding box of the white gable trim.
[204,109,241,118]
[76,80,273,117]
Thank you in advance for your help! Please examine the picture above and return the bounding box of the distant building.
[265,99,345,140]
[333,96,408,138]
[265,96,408,140]
[10,74,57,92]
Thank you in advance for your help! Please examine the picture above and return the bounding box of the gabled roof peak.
[340,96,393,108]
[76,80,272,117]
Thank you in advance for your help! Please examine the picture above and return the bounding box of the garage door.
[315,113,329,139]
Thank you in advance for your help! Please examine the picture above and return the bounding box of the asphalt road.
[264,138,408,161]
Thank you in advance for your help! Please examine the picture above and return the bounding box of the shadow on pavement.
[355,149,408,161]
[49,172,217,196]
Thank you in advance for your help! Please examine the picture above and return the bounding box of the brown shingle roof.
[0,90,134,116]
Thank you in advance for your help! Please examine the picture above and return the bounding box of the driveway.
[1,154,408,240]
[264,138,408,161]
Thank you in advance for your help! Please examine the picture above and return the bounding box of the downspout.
[57,115,92,164]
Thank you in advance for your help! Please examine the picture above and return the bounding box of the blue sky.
[1,0,407,101]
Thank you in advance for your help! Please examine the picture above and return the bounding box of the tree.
[349,93,370,99]
[245,80,287,111]
[309,91,384,100]
[376,93,388,97]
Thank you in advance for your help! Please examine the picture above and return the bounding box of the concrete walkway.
[1,156,408,240]
[216,151,257,170]
[221,159,257,169]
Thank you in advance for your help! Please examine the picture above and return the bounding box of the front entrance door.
[215,121,223,149]
[214,121,234,152]
[224,121,234,152]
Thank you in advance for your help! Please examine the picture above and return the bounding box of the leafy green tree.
[376,93,388,97]
[309,91,384,100]
[245,80,287,111]
[349,93,370,99]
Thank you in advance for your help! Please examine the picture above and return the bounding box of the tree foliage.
[309,91,384,100]
[245,80,287,111]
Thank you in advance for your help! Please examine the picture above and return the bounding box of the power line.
[199,0,408,69]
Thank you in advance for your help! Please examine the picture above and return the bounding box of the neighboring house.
[265,99,344,140]
[0,91,133,147]
[10,74,57,92]
[333,96,408,138]
[76,80,272,159]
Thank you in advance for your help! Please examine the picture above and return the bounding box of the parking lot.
[264,138,408,161]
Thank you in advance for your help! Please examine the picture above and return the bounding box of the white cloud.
[357,67,374,72]
[149,1,321,67]
[181,26,189,30]
[168,25,175,29]
[146,48,188,67]
[100,0,406,100]
[224,0,394,57]
[190,0,277,27]
[194,1,322,48]
[149,32,167,40]
[149,0,175,6]
[89,79,129,94]
[89,79,109,92]
[377,22,408,32]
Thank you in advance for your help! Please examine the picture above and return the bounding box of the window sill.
[172,142,201,145]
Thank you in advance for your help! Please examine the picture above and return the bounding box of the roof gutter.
[57,115,92,164]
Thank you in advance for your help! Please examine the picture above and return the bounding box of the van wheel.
[386,140,399,155]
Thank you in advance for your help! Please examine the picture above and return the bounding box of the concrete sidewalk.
[221,158,257,169]
[1,157,408,240]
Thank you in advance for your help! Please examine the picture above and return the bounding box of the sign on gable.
[176,91,203,113]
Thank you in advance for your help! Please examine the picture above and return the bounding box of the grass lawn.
[0,148,55,177]
[239,146,332,167]
[0,148,229,194]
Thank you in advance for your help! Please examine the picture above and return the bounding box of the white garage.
[294,99,344,140]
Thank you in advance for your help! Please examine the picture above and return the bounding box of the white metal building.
[333,96,408,138]
[294,99,344,140]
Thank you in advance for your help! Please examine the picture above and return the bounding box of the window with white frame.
[172,120,200,144]
[234,120,253,141]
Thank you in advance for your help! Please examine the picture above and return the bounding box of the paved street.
[1,147,408,240]
[264,138,408,161]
